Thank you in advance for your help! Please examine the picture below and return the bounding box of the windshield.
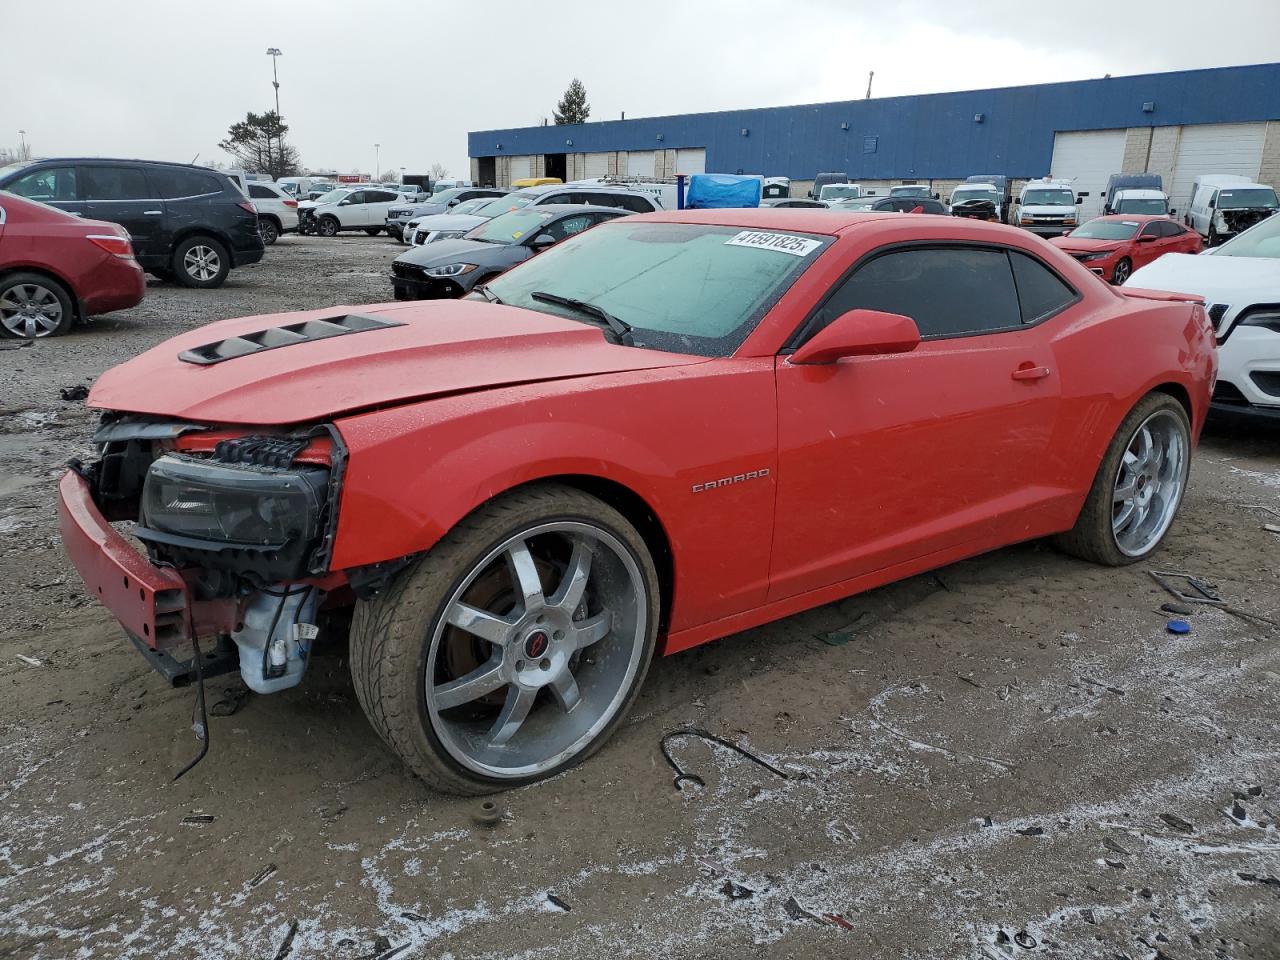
[892,186,930,197]
[426,188,467,205]
[314,189,350,205]
[1217,188,1279,210]
[1115,198,1168,215]
[830,198,876,210]
[1213,211,1280,258]
[951,188,999,204]
[450,197,491,216]
[819,184,859,200]
[486,222,830,356]
[431,182,459,194]
[1023,188,1076,207]
[465,208,560,245]
[472,195,520,217]
[1068,220,1139,241]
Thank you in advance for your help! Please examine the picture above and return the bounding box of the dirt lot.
[2,235,1279,960]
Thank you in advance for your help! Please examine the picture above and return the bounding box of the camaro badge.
[692,469,770,493]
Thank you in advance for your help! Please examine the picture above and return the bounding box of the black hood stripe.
[178,313,405,366]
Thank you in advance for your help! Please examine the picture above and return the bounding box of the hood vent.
[179,313,405,366]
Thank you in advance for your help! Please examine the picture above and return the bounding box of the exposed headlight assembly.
[138,454,330,581]
[1239,308,1280,334]
[424,262,479,278]
[1080,251,1113,262]
[431,231,467,242]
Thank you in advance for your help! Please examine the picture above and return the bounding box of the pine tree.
[553,79,590,125]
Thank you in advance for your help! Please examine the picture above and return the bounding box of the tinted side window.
[1158,220,1184,238]
[344,191,366,204]
[248,184,275,199]
[6,166,78,202]
[1009,251,1076,323]
[367,190,395,203]
[611,194,655,213]
[81,166,151,200]
[817,247,1020,338]
[150,168,222,199]
[1139,222,1161,237]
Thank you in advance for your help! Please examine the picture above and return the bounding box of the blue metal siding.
[469,62,1280,180]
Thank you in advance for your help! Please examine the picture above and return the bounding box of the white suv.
[1129,211,1280,417]
[301,186,407,237]
[245,181,300,245]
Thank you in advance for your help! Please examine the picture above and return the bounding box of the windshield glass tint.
[1115,199,1167,214]
[315,189,349,204]
[831,198,875,209]
[951,189,999,204]
[1217,188,1279,210]
[893,187,929,197]
[466,208,556,244]
[1024,189,1076,206]
[473,196,519,217]
[486,222,830,356]
[819,185,859,200]
[450,198,490,215]
[1070,220,1139,240]
[1214,212,1280,258]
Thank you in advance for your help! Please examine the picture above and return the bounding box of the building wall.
[1260,121,1280,190]
[469,63,1280,182]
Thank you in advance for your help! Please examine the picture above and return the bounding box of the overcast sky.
[3,0,1278,178]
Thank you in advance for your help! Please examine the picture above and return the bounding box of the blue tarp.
[684,174,762,209]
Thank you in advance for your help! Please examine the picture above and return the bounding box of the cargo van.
[1185,175,1279,244]
[1011,178,1084,236]
[809,171,848,200]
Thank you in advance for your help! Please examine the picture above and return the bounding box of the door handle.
[143,210,163,215]
[1011,364,1051,382]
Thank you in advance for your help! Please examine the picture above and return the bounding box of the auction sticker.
[725,231,822,256]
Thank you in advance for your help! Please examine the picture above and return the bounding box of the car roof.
[1114,188,1165,197]
[517,183,649,197]
[13,157,227,173]
[510,204,629,217]
[620,207,910,235]
[1086,214,1172,224]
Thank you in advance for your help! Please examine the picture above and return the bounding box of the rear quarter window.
[149,167,223,199]
[1009,251,1078,323]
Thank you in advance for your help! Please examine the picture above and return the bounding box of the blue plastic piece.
[1167,619,1191,634]
[684,174,762,209]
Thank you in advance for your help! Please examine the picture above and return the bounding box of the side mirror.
[338,198,351,206]
[1075,195,1086,204]
[1061,229,1071,236]
[1137,235,1157,243]
[530,233,557,249]
[1169,208,1177,216]
[790,309,921,365]
[933,192,941,200]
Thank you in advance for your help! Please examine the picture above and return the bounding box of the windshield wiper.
[475,284,503,304]
[530,291,634,345]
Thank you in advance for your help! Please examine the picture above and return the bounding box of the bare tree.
[430,161,450,179]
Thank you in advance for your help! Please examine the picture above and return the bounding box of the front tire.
[172,236,231,288]
[350,484,660,795]
[1111,257,1132,285]
[317,216,340,238]
[0,272,74,338]
[364,227,383,236]
[1055,393,1191,566]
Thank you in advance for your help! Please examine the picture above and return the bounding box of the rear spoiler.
[1117,286,1205,305]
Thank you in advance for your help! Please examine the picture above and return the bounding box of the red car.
[57,210,1215,793]
[1049,214,1203,285]
[0,191,145,338]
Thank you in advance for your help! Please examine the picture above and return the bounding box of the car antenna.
[190,152,200,165]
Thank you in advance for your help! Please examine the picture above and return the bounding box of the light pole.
[374,143,381,181]
[17,129,27,160]
[266,48,282,174]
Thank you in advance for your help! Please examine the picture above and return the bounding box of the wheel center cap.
[523,630,550,659]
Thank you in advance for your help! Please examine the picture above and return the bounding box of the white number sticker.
[724,231,823,257]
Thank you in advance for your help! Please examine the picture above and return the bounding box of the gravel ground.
[1,235,1279,960]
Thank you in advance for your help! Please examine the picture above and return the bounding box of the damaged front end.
[60,415,350,695]
[1220,208,1277,237]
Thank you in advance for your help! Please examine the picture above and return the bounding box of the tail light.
[283,199,298,208]
[86,234,136,259]
[238,200,258,215]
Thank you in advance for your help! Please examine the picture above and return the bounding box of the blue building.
[468,62,1280,216]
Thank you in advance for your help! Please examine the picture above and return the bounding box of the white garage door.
[507,156,531,182]
[625,150,656,178]
[675,148,706,175]
[1170,122,1266,214]
[585,152,610,179]
[1050,129,1127,220]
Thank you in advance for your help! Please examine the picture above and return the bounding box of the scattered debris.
[59,384,90,402]
[317,802,348,824]
[1081,676,1126,696]
[1237,872,1280,888]
[546,893,571,912]
[210,683,251,717]
[824,912,856,931]
[1079,908,1096,925]
[1160,602,1193,615]
[955,673,984,689]
[1103,859,1126,870]
[248,863,278,888]
[869,683,1016,772]
[1229,801,1247,822]
[1263,523,1280,534]
[1149,570,1222,605]
[1167,619,1191,635]
[1015,826,1044,837]
[696,856,730,877]
[272,920,298,960]
[0,339,33,351]
[1103,837,1130,856]
[400,911,428,923]
[181,814,215,825]
[1014,930,1038,948]
[1158,813,1194,834]
[659,727,790,791]
[371,944,410,960]
[719,880,754,900]
[15,654,42,667]
[818,611,877,645]
[783,896,822,922]
[472,799,503,827]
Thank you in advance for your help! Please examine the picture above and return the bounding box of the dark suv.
[0,159,264,288]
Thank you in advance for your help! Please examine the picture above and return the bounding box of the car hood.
[1020,205,1076,215]
[395,238,514,267]
[1127,252,1280,304]
[1049,237,1123,254]
[409,213,488,231]
[87,301,706,425]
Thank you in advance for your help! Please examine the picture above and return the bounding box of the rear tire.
[0,272,74,338]
[1054,393,1191,566]
[364,227,382,236]
[172,236,231,288]
[259,218,280,245]
[349,484,660,795]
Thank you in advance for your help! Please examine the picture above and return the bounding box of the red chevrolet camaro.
[1049,213,1203,285]
[58,210,1216,793]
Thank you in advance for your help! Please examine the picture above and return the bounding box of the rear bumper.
[81,258,146,316]
[57,471,237,651]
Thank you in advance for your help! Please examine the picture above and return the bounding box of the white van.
[276,176,317,199]
[818,183,866,203]
[1011,178,1082,236]
[1185,176,1280,245]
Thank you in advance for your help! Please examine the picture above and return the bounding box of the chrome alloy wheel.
[0,283,63,338]
[424,521,647,779]
[183,244,221,282]
[1111,409,1189,557]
